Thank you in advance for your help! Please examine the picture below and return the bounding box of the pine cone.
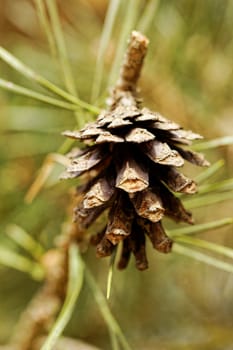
[61,31,209,270]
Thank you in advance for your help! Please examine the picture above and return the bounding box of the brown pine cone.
[61,31,209,270]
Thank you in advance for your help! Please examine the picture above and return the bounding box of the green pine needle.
[6,224,45,260]
[168,217,233,237]
[198,178,233,195]
[184,191,233,209]
[108,0,141,86]
[192,136,233,151]
[0,47,100,114]
[91,0,121,102]
[34,0,57,57]
[106,249,117,300]
[46,0,78,97]
[194,159,224,184]
[0,246,44,280]
[85,268,132,350]
[0,79,78,110]
[173,243,233,274]
[173,236,233,260]
[137,0,160,33]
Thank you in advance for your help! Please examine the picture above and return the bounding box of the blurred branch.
[0,337,100,350]
[41,244,84,350]
[38,336,101,350]
[11,248,68,350]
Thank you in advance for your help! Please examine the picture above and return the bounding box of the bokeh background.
[0,1,233,349]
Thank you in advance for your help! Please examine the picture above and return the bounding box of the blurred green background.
[0,1,233,349]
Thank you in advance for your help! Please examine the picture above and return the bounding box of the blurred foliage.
[0,1,233,349]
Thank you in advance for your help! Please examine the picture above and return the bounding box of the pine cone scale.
[67,147,107,173]
[129,226,148,271]
[142,140,184,167]
[105,194,134,245]
[95,132,124,144]
[125,128,155,143]
[96,236,115,257]
[130,189,164,223]
[83,177,115,209]
[115,158,149,193]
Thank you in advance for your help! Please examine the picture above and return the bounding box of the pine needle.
[198,178,233,194]
[108,0,141,86]
[91,0,121,102]
[168,217,233,237]
[194,159,224,183]
[57,137,75,154]
[25,153,70,204]
[173,243,233,274]
[184,191,233,209]
[85,268,132,350]
[192,136,233,151]
[34,0,57,57]
[106,249,117,300]
[45,0,93,127]
[25,137,76,204]
[137,0,160,33]
[0,47,75,103]
[0,79,77,110]
[106,264,114,301]
[41,244,84,350]
[6,224,45,260]
[0,47,100,113]
[173,236,233,260]
[110,333,121,350]
[0,246,44,280]
[46,0,78,97]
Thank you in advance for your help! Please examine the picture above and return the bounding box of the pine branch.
[115,31,149,93]
[11,248,68,350]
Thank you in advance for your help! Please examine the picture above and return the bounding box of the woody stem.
[115,31,149,93]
